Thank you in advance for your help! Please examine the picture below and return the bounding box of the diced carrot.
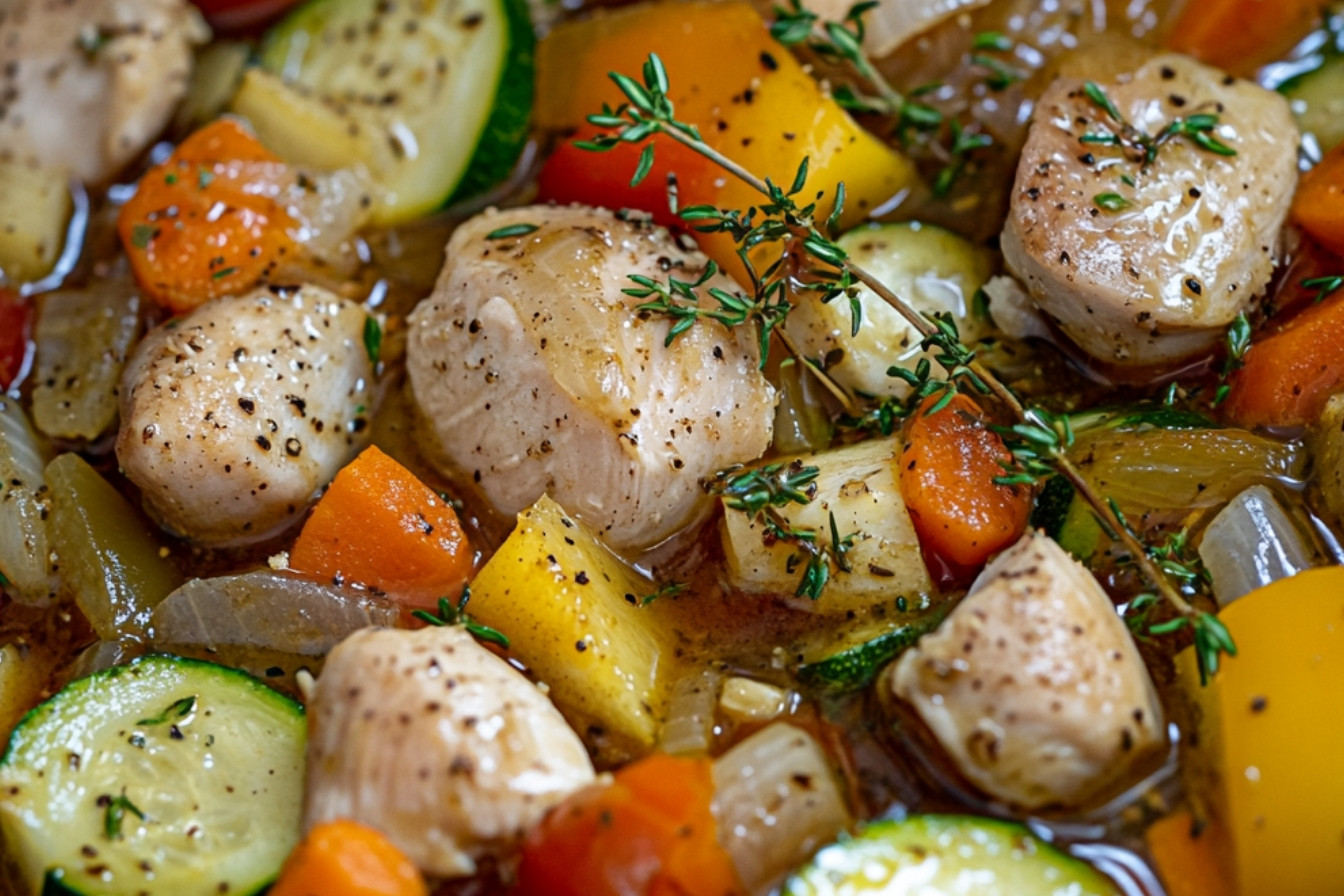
[1166,0,1319,74]
[515,753,743,896]
[117,118,297,313]
[1291,140,1344,259]
[268,819,428,896]
[1222,291,1344,428]
[1145,809,1235,896]
[289,446,473,611]
[898,393,1031,571]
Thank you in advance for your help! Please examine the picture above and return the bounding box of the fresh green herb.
[485,222,540,240]
[137,695,197,727]
[211,266,238,280]
[362,315,383,365]
[130,224,156,250]
[581,52,1230,667]
[707,460,820,514]
[164,173,178,186]
[1302,274,1344,303]
[1094,192,1132,211]
[968,33,1023,90]
[634,581,687,605]
[412,588,510,649]
[1212,312,1252,405]
[1150,611,1237,685]
[0,571,8,588]
[198,169,215,190]
[102,792,145,840]
[933,121,994,197]
[1080,81,1236,166]
[972,31,1013,52]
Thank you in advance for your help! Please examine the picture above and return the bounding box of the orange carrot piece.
[117,118,297,313]
[1166,0,1319,74]
[899,393,1031,570]
[1223,291,1344,427]
[269,819,428,896]
[1145,810,1236,896]
[1291,140,1344,258]
[515,753,743,896]
[290,446,473,611]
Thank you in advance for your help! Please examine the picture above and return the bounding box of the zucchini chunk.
[782,815,1122,896]
[247,0,534,224]
[0,656,305,896]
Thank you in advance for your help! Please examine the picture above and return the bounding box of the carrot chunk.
[117,119,298,313]
[1223,291,1344,428]
[515,753,743,896]
[290,446,473,611]
[269,819,428,896]
[899,394,1031,571]
[1291,140,1344,259]
[1165,0,1319,74]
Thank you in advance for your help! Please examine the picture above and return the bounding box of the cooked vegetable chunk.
[0,0,207,184]
[890,531,1165,809]
[406,205,775,551]
[0,655,305,896]
[270,820,429,896]
[466,494,673,758]
[783,814,1121,896]
[1001,53,1297,366]
[116,284,375,545]
[305,626,595,878]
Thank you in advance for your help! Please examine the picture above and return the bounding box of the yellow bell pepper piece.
[535,0,918,283]
[1173,566,1344,896]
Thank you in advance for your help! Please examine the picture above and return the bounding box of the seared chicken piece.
[1001,53,1297,366]
[0,0,208,183]
[116,285,374,545]
[305,626,596,877]
[406,205,776,552]
[890,531,1165,809]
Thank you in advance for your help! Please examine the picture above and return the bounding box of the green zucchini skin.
[782,814,1123,896]
[257,0,535,223]
[797,605,949,695]
[0,655,305,896]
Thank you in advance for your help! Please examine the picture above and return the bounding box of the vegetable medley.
[3,0,1344,894]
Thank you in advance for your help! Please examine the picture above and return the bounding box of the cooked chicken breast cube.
[305,625,596,877]
[406,205,776,552]
[116,285,375,545]
[1001,53,1297,366]
[889,531,1165,809]
[0,0,208,184]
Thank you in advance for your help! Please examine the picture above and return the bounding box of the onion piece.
[149,569,398,656]
[44,452,181,640]
[31,280,142,442]
[1198,485,1314,606]
[0,399,55,606]
[1071,427,1304,516]
[660,665,722,757]
[712,722,852,894]
[800,0,993,58]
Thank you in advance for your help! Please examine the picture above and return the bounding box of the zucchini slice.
[0,656,305,896]
[782,815,1121,896]
[250,0,534,224]
[796,605,948,695]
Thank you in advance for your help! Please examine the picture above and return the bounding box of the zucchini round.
[0,655,305,896]
[782,815,1122,896]
[796,606,948,694]
[254,0,534,224]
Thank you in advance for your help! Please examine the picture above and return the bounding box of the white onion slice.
[1198,485,1313,606]
[712,722,852,893]
[149,569,399,656]
[0,399,54,606]
[660,665,721,756]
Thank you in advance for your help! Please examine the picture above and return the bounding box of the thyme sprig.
[102,792,145,840]
[1212,312,1252,406]
[413,588,509,649]
[1302,274,1344,304]
[1080,81,1237,167]
[583,53,1230,670]
[769,0,942,133]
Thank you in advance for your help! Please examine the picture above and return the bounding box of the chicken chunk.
[305,625,597,877]
[889,531,1165,809]
[406,205,776,552]
[1001,53,1297,367]
[116,285,374,545]
[0,0,208,184]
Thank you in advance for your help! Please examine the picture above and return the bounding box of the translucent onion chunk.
[149,569,398,656]
[1199,485,1314,606]
[0,399,55,606]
